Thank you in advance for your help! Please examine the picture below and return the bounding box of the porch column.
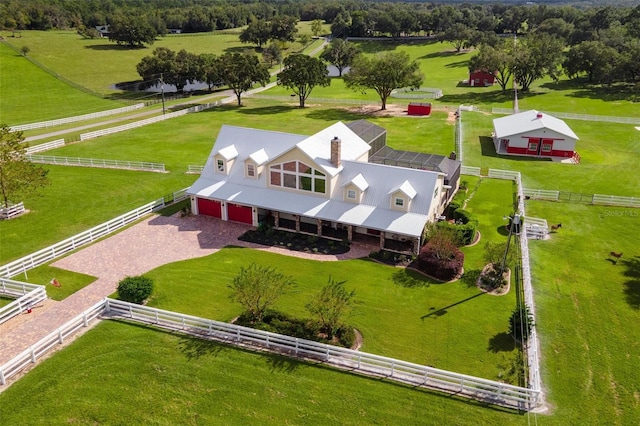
[295,215,300,232]
[317,219,323,237]
[274,211,279,228]
[413,238,420,255]
[379,231,385,250]
[347,225,353,242]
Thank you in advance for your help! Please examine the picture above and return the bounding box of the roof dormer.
[244,148,269,179]
[389,180,416,211]
[342,173,369,203]
[214,145,238,175]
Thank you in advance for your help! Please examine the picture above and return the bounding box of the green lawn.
[525,201,640,424]
[0,320,527,425]
[461,111,640,196]
[13,266,96,301]
[0,42,120,125]
[0,166,195,264]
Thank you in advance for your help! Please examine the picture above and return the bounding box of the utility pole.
[160,73,166,115]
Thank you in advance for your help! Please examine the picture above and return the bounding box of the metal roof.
[493,110,579,140]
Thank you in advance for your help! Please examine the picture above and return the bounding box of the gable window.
[347,189,356,199]
[269,160,326,194]
[216,159,225,173]
[395,197,405,207]
[246,163,256,178]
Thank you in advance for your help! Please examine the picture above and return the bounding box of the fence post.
[83,312,88,327]
[58,329,63,343]
[31,347,37,363]
[0,368,5,385]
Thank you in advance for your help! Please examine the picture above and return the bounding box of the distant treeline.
[1,0,639,38]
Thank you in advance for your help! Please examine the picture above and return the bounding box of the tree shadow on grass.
[236,105,297,115]
[176,328,300,372]
[540,79,640,103]
[305,107,374,122]
[488,332,516,353]
[84,44,145,51]
[445,59,469,69]
[392,269,432,288]
[418,49,466,60]
[479,136,498,158]
[621,255,640,309]
[421,292,485,320]
[460,269,481,289]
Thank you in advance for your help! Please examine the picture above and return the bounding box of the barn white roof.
[493,110,579,140]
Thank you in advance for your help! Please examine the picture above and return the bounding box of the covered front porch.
[258,208,420,254]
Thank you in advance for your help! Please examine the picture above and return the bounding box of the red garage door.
[227,203,253,224]
[197,198,222,218]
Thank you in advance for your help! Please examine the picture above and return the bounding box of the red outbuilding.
[469,70,496,87]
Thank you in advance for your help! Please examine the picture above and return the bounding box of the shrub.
[509,304,535,342]
[117,276,154,304]
[416,237,464,281]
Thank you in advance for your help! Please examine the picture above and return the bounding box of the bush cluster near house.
[415,227,464,281]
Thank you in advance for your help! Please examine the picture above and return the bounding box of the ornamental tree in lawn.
[219,52,270,106]
[0,125,49,209]
[306,278,356,339]
[229,263,296,323]
[277,54,330,108]
[344,51,423,110]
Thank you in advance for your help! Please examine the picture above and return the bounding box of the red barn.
[469,70,496,87]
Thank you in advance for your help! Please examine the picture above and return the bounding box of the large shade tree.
[320,38,360,77]
[219,52,270,106]
[239,18,271,48]
[344,51,423,110]
[468,44,514,93]
[136,47,199,93]
[277,54,330,107]
[108,13,157,47]
[0,125,49,209]
[512,34,565,91]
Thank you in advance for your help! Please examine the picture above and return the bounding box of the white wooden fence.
[592,194,640,208]
[10,104,144,132]
[390,87,443,99]
[488,169,521,181]
[523,189,560,201]
[524,217,549,240]
[187,165,204,174]
[80,109,188,140]
[0,298,105,386]
[0,188,189,279]
[103,299,539,410]
[26,154,166,173]
[0,279,47,325]
[460,165,481,176]
[491,107,640,125]
[25,139,65,154]
[455,106,464,162]
[0,202,25,220]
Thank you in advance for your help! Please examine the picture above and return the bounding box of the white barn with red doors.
[187,122,449,254]
[492,110,579,162]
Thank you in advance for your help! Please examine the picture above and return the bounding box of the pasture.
[1,28,639,425]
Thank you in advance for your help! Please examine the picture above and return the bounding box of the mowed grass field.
[1,28,640,425]
[0,320,527,425]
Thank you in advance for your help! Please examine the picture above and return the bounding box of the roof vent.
[536,113,543,119]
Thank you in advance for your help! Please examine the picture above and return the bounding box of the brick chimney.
[330,136,341,167]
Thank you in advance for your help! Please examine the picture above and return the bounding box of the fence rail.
[0,188,189,279]
[460,165,481,176]
[455,106,464,162]
[488,169,521,181]
[248,94,372,106]
[592,194,640,207]
[104,299,539,410]
[390,87,443,99]
[0,202,25,220]
[187,165,204,174]
[523,189,560,201]
[25,139,65,154]
[491,107,640,125]
[10,104,144,132]
[80,109,188,140]
[0,299,105,385]
[0,279,47,325]
[26,154,166,173]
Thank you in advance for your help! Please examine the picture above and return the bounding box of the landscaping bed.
[238,229,350,255]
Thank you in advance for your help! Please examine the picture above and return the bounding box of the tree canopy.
[277,54,330,108]
[136,47,200,93]
[108,14,157,47]
[0,125,49,209]
[219,52,270,106]
[228,263,296,323]
[306,278,356,339]
[320,39,360,77]
[344,52,423,110]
